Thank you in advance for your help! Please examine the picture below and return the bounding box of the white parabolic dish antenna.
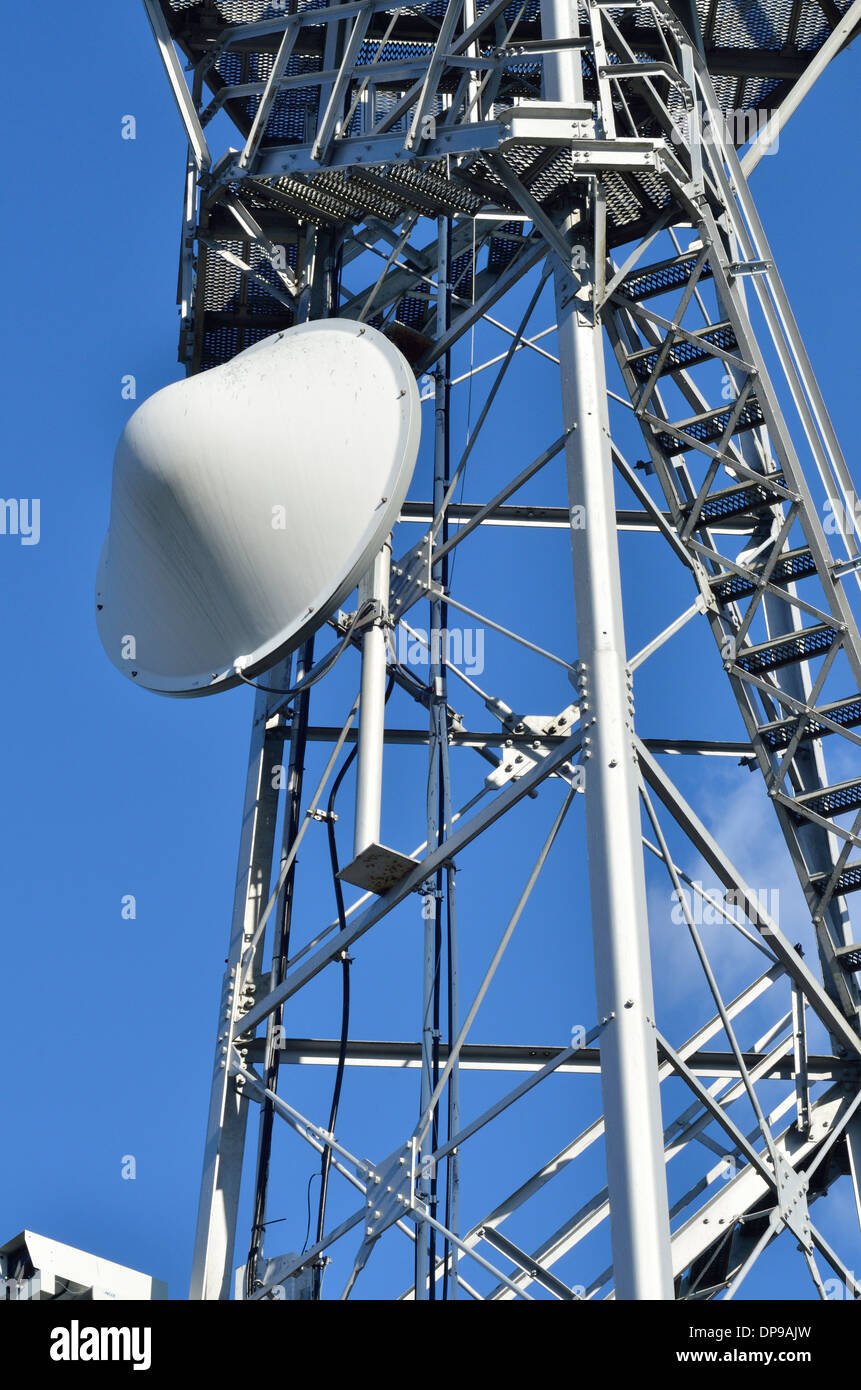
[96,321,421,696]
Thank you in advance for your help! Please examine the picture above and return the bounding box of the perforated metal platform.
[154,0,858,369]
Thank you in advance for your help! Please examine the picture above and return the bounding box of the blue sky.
[2,3,860,1301]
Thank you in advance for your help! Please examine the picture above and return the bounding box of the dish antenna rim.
[95,320,421,698]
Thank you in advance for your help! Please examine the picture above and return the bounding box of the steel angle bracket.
[509,129,663,172]
[496,107,661,171]
[485,703,582,791]
[496,100,595,129]
[496,100,596,143]
[332,601,386,651]
[727,260,771,280]
[568,139,663,173]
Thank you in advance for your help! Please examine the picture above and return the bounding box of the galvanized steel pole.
[542,0,675,1299]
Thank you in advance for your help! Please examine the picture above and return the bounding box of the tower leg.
[556,245,675,1300]
[189,674,287,1299]
[541,0,673,1302]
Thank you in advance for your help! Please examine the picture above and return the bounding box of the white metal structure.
[129,0,861,1301]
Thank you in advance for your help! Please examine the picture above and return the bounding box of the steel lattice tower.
[140,0,861,1300]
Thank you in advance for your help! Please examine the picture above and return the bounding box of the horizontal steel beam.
[227,121,505,181]
[247,1035,847,1081]
[399,501,755,532]
[300,726,752,757]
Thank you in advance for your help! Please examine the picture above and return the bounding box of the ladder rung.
[628,322,739,382]
[735,623,840,675]
[809,862,861,897]
[655,396,765,455]
[618,250,713,303]
[792,778,861,821]
[712,548,816,603]
[835,943,861,972]
[758,696,861,750]
[681,472,787,527]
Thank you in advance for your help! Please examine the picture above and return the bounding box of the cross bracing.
[140,0,861,1298]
